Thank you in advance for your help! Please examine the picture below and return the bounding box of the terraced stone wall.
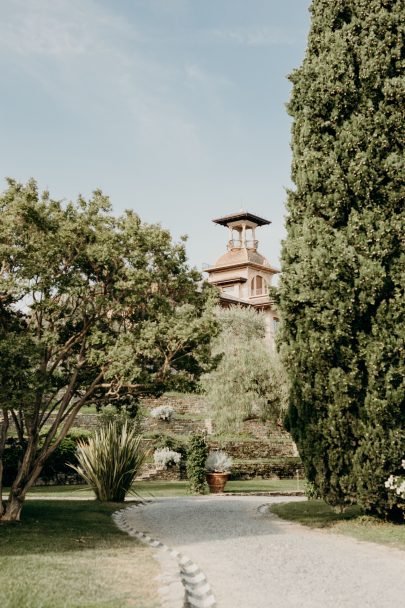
[139,394,302,480]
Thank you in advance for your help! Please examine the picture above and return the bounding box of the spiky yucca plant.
[70,421,147,502]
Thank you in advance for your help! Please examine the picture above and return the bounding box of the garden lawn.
[19,478,302,499]
[271,500,405,550]
[0,500,161,608]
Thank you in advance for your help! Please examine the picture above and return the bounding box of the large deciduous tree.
[279,0,404,518]
[0,179,216,521]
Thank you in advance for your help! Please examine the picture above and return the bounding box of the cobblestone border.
[113,505,217,608]
[212,491,305,497]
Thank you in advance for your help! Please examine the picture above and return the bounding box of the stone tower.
[204,211,280,346]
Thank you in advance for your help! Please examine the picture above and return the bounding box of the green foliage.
[150,432,188,476]
[2,433,90,486]
[152,432,187,456]
[0,178,217,519]
[279,0,405,518]
[40,432,90,485]
[97,404,141,432]
[70,421,147,502]
[201,307,289,432]
[305,481,322,501]
[2,439,24,487]
[186,432,209,494]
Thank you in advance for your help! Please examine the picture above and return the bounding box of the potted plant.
[205,450,233,493]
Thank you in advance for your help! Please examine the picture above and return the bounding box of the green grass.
[226,479,302,493]
[271,500,405,550]
[11,478,303,500]
[135,478,303,496]
[0,500,161,608]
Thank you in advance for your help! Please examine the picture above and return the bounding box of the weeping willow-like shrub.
[69,421,147,502]
[201,307,289,432]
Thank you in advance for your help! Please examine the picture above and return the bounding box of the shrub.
[385,460,405,520]
[70,421,147,502]
[186,432,208,494]
[278,0,405,518]
[41,431,91,484]
[151,432,188,477]
[150,405,174,421]
[153,447,181,469]
[2,433,91,486]
[201,307,289,432]
[98,404,141,429]
[205,451,233,473]
[305,481,322,501]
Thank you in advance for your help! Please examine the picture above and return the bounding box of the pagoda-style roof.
[205,247,279,274]
[212,211,271,227]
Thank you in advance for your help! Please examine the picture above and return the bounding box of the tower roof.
[212,211,270,227]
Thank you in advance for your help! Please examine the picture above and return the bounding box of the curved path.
[126,496,405,608]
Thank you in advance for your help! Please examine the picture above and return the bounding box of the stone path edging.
[112,504,217,608]
[216,491,304,497]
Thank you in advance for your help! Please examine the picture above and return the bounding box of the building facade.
[204,211,280,346]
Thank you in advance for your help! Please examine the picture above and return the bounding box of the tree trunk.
[1,459,45,522]
[0,409,9,517]
[0,460,4,517]
[1,491,24,522]
[0,436,39,523]
[0,429,72,522]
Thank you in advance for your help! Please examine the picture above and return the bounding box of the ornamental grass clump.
[205,451,233,473]
[70,421,147,502]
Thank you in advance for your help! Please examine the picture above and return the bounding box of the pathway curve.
[125,496,405,608]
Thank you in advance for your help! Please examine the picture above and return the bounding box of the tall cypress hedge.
[279,0,404,517]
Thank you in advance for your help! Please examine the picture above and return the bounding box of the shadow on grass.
[271,500,361,528]
[270,500,405,549]
[0,500,139,557]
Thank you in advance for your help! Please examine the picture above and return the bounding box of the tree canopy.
[0,178,217,520]
[201,306,288,433]
[279,0,404,518]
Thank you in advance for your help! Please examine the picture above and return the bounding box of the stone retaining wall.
[231,459,304,480]
[22,393,302,485]
[208,439,295,459]
[141,395,207,415]
[141,417,207,436]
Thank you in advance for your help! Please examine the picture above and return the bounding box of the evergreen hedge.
[186,432,209,494]
[279,0,404,518]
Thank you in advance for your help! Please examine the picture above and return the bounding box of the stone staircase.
[135,462,182,482]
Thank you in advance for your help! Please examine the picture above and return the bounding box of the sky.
[0,0,311,270]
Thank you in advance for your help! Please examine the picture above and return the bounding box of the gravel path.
[125,496,405,608]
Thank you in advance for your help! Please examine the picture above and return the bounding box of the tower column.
[242,224,246,248]
[228,226,233,249]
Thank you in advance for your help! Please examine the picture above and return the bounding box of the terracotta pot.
[206,472,229,493]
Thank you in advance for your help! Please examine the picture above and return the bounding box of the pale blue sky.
[0,0,311,269]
